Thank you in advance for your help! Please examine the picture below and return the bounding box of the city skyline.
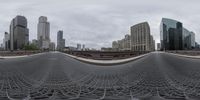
[0,0,200,49]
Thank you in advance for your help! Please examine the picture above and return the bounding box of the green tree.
[24,44,39,50]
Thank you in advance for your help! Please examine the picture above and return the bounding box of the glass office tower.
[160,18,183,50]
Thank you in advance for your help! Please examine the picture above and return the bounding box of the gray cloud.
[0,0,200,49]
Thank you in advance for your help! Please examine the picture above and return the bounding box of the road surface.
[0,52,200,100]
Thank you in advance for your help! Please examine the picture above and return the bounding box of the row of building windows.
[132,45,147,51]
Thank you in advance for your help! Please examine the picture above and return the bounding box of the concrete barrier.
[63,52,150,65]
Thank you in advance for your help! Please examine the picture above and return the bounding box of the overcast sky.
[0,0,200,49]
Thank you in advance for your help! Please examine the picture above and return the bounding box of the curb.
[167,52,200,59]
[0,52,45,59]
[0,55,28,59]
[62,52,150,66]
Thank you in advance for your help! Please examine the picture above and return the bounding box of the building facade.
[131,22,152,51]
[57,30,65,51]
[10,15,29,50]
[82,44,86,51]
[160,18,183,50]
[112,34,131,51]
[157,43,161,51]
[150,35,155,51]
[31,39,38,48]
[101,47,113,51]
[77,44,81,51]
[124,34,131,51]
[49,42,56,51]
[191,32,195,48]
[0,44,3,50]
[183,28,195,50]
[3,32,10,50]
[37,16,50,50]
[112,41,119,51]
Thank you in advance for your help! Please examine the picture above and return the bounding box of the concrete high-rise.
[160,18,183,50]
[131,22,152,51]
[124,34,131,51]
[150,35,155,51]
[37,16,50,50]
[112,34,131,51]
[10,15,29,51]
[57,30,65,51]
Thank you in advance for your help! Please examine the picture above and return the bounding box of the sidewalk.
[167,52,200,59]
[0,55,28,59]
[63,52,150,65]
[0,52,45,59]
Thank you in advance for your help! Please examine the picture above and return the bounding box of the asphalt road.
[0,52,200,100]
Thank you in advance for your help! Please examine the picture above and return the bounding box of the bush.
[24,44,39,50]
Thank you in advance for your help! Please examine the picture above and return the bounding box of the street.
[0,52,200,100]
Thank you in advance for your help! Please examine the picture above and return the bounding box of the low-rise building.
[101,47,113,51]
[64,46,77,51]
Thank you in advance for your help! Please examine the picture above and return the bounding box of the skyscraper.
[77,44,81,51]
[150,35,155,51]
[57,30,65,51]
[160,18,183,50]
[37,16,50,50]
[124,34,131,51]
[157,43,161,51]
[183,28,196,49]
[131,22,152,51]
[50,42,56,51]
[190,32,195,48]
[3,32,10,50]
[82,44,85,51]
[10,15,29,51]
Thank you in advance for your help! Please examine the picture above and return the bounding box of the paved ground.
[0,52,200,100]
